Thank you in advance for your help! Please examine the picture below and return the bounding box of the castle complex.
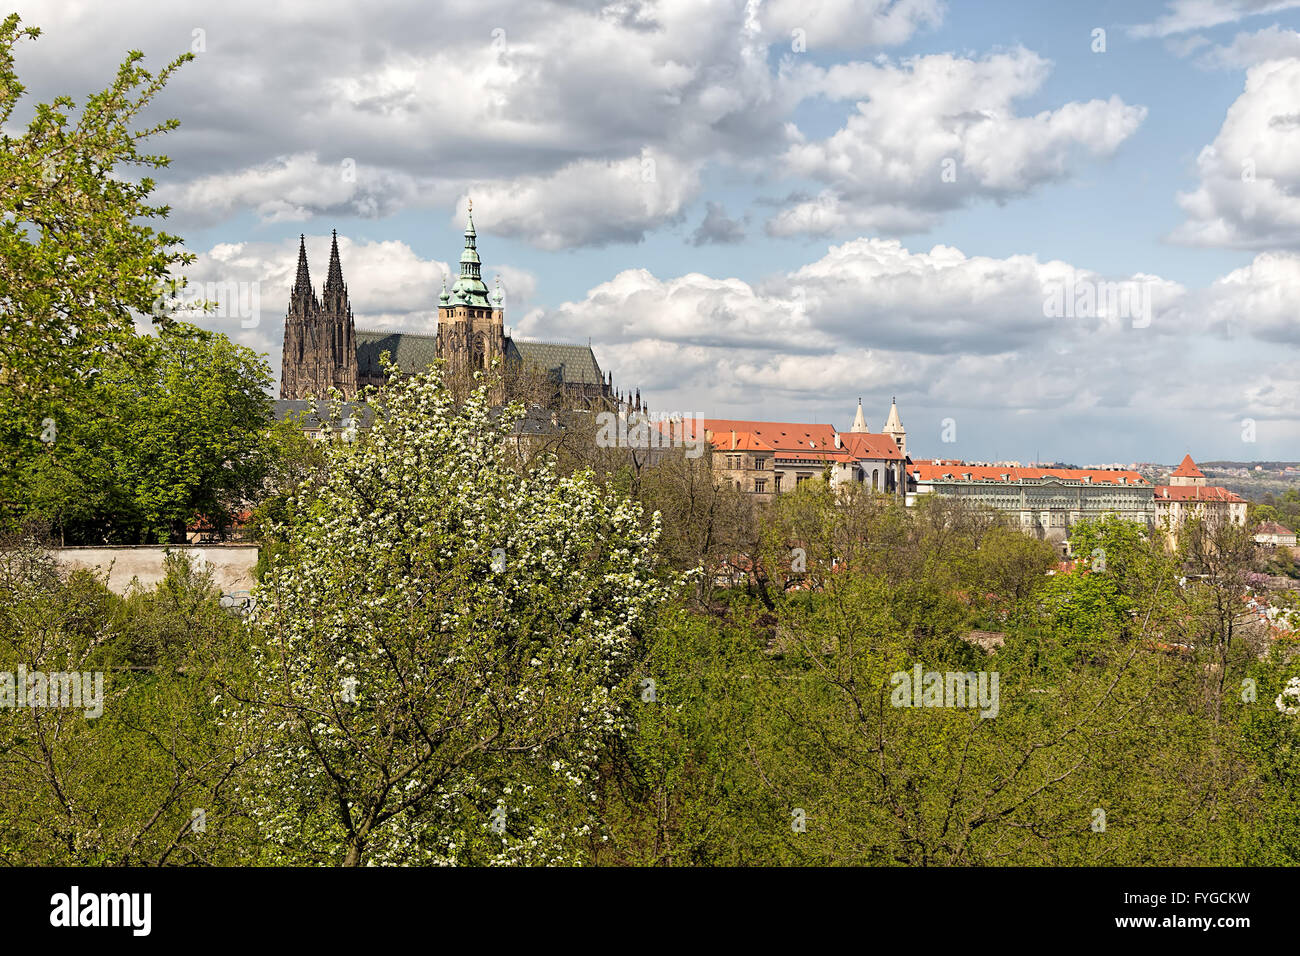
[280,204,619,406]
[696,400,1244,552]
[276,214,1250,556]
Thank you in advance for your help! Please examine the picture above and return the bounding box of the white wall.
[53,546,260,596]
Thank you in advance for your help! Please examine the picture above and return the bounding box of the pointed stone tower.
[280,232,358,399]
[319,230,358,397]
[437,199,506,380]
[850,398,869,433]
[883,397,906,457]
[280,235,320,400]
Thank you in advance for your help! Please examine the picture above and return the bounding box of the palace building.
[279,204,620,407]
[691,399,911,501]
[907,461,1155,547]
[1153,454,1247,547]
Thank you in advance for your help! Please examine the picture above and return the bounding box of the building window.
[755,479,766,494]
[774,475,782,492]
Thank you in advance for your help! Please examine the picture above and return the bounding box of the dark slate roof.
[506,339,604,385]
[356,329,439,378]
[355,329,605,387]
[274,399,376,430]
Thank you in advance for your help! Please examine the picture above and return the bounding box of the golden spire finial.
[467,197,473,213]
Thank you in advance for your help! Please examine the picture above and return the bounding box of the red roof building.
[1154,454,1247,545]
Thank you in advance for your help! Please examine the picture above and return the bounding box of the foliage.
[232,367,672,865]
[10,324,273,543]
[0,539,257,864]
[0,15,193,515]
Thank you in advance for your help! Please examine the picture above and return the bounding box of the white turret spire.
[883,396,906,457]
[851,398,869,433]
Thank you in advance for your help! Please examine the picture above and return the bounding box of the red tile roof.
[689,420,858,463]
[693,419,839,454]
[706,430,775,452]
[1171,454,1205,478]
[1257,520,1295,535]
[1153,484,1244,502]
[837,432,904,461]
[909,463,1149,486]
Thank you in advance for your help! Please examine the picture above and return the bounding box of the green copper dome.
[447,202,493,308]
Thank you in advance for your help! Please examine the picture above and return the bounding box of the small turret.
[883,396,906,457]
[851,398,869,433]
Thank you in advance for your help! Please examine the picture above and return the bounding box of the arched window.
[473,333,486,370]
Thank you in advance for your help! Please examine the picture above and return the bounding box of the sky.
[9,0,1300,464]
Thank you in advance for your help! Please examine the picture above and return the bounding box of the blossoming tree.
[237,366,668,865]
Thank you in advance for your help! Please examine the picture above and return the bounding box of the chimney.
[731,430,737,450]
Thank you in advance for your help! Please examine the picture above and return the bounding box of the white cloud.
[768,49,1146,236]
[168,230,1300,457]
[1171,58,1300,247]
[1130,0,1300,38]
[691,202,747,245]
[513,238,1300,449]
[1203,249,1300,340]
[156,153,435,227]
[1192,24,1300,67]
[7,0,829,243]
[458,152,703,250]
[756,0,943,50]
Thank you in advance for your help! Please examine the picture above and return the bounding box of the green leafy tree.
[0,540,258,864]
[15,324,273,543]
[0,14,193,518]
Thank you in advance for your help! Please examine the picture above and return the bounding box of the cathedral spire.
[446,198,491,307]
[293,234,312,296]
[324,229,345,294]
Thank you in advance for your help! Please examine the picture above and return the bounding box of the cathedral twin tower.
[280,230,359,400]
[281,205,616,405]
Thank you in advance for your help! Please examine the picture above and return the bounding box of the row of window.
[729,473,819,494]
[723,455,770,470]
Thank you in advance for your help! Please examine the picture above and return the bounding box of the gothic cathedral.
[280,204,629,408]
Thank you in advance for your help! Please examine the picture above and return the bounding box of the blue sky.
[11,0,1300,463]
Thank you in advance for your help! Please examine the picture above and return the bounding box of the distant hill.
[1200,461,1300,469]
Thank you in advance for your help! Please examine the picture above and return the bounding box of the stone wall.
[53,545,260,596]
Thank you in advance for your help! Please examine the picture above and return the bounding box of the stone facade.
[908,461,1155,545]
[280,231,358,399]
